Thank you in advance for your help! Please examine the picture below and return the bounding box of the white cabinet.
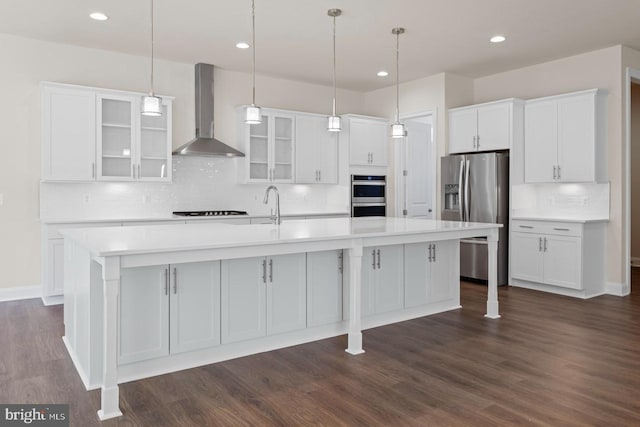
[97,94,172,182]
[361,245,404,315]
[242,109,295,183]
[41,82,173,182]
[524,89,607,183]
[221,253,306,344]
[510,219,606,294]
[41,84,96,181]
[344,115,388,167]
[118,261,221,364]
[307,250,343,327]
[404,240,457,307]
[295,114,338,184]
[119,265,169,364]
[448,99,523,154]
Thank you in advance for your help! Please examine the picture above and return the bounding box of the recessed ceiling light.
[377,70,389,77]
[236,42,250,49]
[490,35,506,43]
[89,12,109,21]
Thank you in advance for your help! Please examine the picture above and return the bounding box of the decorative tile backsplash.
[40,156,350,220]
[511,183,610,219]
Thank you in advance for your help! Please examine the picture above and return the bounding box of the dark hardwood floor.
[1,279,639,426]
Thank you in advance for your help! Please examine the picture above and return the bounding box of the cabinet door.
[119,266,169,364]
[404,243,429,307]
[139,99,172,182]
[524,100,557,183]
[510,232,544,283]
[247,114,270,181]
[477,103,510,151]
[267,254,307,335]
[448,108,477,154]
[307,251,343,327]
[428,241,457,303]
[169,262,221,354]
[272,114,295,182]
[221,257,266,344]
[97,95,136,181]
[349,119,372,165]
[360,248,377,316]
[374,245,404,314]
[318,132,339,183]
[42,86,96,181]
[543,236,582,289]
[295,115,321,183]
[368,121,389,166]
[557,94,595,182]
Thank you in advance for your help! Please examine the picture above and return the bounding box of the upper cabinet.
[41,82,173,182]
[524,89,607,183]
[295,114,338,184]
[241,108,295,183]
[448,99,524,154]
[344,115,388,167]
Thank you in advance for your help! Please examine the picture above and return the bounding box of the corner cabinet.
[510,219,607,297]
[448,99,524,154]
[343,115,388,167]
[524,89,607,183]
[241,108,295,183]
[41,82,173,183]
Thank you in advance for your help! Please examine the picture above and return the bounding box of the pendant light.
[327,9,342,132]
[141,0,162,116]
[391,27,406,138]
[245,0,261,124]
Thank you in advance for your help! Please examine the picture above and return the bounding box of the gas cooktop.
[172,210,249,217]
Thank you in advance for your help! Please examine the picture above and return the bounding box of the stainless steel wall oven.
[351,175,386,217]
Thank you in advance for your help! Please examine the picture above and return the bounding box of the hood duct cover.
[173,63,245,157]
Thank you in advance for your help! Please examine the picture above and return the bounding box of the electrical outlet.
[82,194,90,204]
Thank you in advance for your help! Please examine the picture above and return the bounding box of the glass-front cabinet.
[245,109,294,183]
[97,94,172,182]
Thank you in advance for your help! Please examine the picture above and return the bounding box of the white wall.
[1,33,364,290]
[474,45,624,286]
[631,83,640,262]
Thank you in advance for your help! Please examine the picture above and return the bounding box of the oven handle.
[352,181,386,186]
[352,203,387,207]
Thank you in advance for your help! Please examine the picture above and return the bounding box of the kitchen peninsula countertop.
[511,215,609,224]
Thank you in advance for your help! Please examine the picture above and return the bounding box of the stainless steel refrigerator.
[441,152,509,285]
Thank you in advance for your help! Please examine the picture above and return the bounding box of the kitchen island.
[61,217,501,420]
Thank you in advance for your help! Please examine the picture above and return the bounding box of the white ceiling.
[2,0,640,91]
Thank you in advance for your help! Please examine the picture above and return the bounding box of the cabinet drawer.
[46,222,122,239]
[511,220,582,237]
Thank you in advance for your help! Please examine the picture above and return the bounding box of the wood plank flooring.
[1,279,639,426]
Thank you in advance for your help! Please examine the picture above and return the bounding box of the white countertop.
[41,211,349,225]
[511,216,609,224]
[61,217,501,257]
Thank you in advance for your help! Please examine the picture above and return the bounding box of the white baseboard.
[605,281,631,296]
[0,285,42,302]
[631,257,640,268]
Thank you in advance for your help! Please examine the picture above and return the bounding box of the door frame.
[394,110,437,218]
[625,67,640,294]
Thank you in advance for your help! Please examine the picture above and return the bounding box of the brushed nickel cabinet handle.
[269,258,273,283]
[164,268,169,295]
[173,268,177,294]
[519,225,534,229]
[557,165,561,179]
[372,250,376,269]
[433,244,436,262]
[428,244,432,262]
[338,251,343,273]
[376,249,381,269]
[262,259,267,283]
[553,228,570,231]
[539,237,543,252]
[544,237,548,252]
[553,165,557,180]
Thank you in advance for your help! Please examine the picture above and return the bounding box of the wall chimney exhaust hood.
[173,63,245,157]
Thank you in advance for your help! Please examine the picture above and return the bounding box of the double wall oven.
[351,175,386,217]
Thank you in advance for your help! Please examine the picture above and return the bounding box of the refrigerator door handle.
[464,159,471,222]
[458,160,465,221]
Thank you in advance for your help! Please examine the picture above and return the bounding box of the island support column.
[346,240,365,355]
[485,229,501,319]
[97,256,123,420]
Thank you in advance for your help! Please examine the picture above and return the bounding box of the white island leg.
[485,230,501,319]
[346,241,365,355]
[97,256,123,420]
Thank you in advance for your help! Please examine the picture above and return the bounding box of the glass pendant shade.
[391,122,406,139]
[141,95,162,116]
[245,105,262,124]
[327,115,341,132]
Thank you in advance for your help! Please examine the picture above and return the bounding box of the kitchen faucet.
[263,185,281,225]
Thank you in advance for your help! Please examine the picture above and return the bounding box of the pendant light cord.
[252,0,256,106]
[332,13,337,116]
[395,30,400,124]
[150,0,155,95]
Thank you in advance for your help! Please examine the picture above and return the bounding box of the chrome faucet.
[263,185,281,225]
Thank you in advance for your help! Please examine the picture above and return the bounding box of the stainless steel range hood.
[173,63,245,157]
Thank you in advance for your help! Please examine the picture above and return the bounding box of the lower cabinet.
[361,245,404,316]
[221,253,307,344]
[404,241,457,307]
[118,261,220,365]
[307,250,343,327]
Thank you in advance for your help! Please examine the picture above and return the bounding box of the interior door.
[405,120,434,218]
[467,153,497,223]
